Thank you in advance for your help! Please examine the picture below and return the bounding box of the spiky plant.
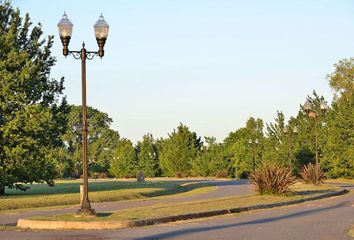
[250,162,296,195]
[301,163,326,184]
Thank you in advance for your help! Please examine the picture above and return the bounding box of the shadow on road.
[133,201,349,240]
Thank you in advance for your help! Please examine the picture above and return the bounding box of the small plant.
[301,163,326,184]
[250,162,296,195]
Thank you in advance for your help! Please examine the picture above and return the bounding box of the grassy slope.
[31,183,341,222]
[0,180,216,211]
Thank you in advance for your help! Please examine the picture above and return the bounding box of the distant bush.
[98,172,108,179]
[215,169,228,178]
[176,172,186,178]
[301,163,326,184]
[250,162,296,195]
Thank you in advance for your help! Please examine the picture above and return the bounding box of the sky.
[11,0,354,143]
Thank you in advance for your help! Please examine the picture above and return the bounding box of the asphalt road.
[1,182,354,240]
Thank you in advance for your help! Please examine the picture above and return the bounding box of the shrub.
[176,172,186,178]
[215,169,228,178]
[98,172,108,179]
[301,163,326,184]
[250,162,296,195]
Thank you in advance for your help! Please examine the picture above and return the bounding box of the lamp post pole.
[303,100,327,165]
[57,13,109,215]
[283,126,297,167]
[249,138,259,171]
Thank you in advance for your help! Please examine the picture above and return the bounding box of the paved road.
[0,179,251,226]
[1,183,354,240]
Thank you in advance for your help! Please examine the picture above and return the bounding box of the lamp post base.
[76,208,96,216]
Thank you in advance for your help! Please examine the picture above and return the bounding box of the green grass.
[30,183,341,222]
[325,178,354,185]
[0,180,216,212]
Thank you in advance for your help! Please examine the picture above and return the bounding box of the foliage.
[110,138,137,178]
[250,162,296,194]
[159,123,202,177]
[224,117,264,178]
[321,59,354,177]
[300,163,326,184]
[0,2,68,194]
[191,137,229,177]
[61,105,120,177]
[136,133,160,177]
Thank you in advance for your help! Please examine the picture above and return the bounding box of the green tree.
[322,58,354,177]
[0,2,68,194]
[62,105,119,177]
[224,117,264,178]
[159,123,202,177]
[110,138,137,178]
[136,133,160,177]
[191,137,229,177]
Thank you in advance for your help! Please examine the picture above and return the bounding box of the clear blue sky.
[12,0,354,143]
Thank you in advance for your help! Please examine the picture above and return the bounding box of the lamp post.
[248,138,259,171]
[283,125,298,167]
[57,12,109,215]
[303,100,328,165]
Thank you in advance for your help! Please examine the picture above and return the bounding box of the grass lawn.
[325,178,354,185]
[0,180,216,212]
[30,183,341,222]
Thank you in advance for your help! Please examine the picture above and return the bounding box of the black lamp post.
[57,12,109,215]
[303,100,328,165]
[248,138,259,171]
[283,125,298,167]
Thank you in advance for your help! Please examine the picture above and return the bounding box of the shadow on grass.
[134,201,348,240]
[96,212,113,217]
[293,189,336,196]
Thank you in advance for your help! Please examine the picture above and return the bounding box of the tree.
[0,2,68,194]
[61,105,119,177]
[136,133,160,177]
[110,138,137,178]
[322,58,354,177]
[159,123,202,177]
[224,117,264,178]
[191,137,229,177]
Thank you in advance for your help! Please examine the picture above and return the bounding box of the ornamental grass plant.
[250,162,296,195]
[301,163,326,184]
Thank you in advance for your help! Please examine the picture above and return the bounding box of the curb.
[17,188,349,230]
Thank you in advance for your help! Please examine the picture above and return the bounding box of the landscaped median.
[17,183,348,230]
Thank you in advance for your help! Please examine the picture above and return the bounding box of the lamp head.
[94,14,109,57]
[303,100,311,114]
[57,12,73,56]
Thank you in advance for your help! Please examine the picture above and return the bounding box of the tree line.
[0,2,353,194]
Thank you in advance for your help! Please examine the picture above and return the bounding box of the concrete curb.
[17,188,349,230]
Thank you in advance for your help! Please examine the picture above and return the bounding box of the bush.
[98,172,108,179]
[301,163,326,184]
[250,162,296,195]
[176,172,186,178]
[215,169,228,178]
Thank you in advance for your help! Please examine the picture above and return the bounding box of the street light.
[283,125,298,167]
[248,138,259,171]
[303,99,328,164]
[57,12,109,215]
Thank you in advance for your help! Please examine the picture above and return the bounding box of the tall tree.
[0,2,68,194]
[191,137,229,177]
[62,105,119,177]
[224,117,264,178]
[159,123,202,177]
[136,133,160,177]
[110,138,137,178]
[322,58,354,177]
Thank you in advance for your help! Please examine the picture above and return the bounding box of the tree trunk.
[0,185,5,195]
